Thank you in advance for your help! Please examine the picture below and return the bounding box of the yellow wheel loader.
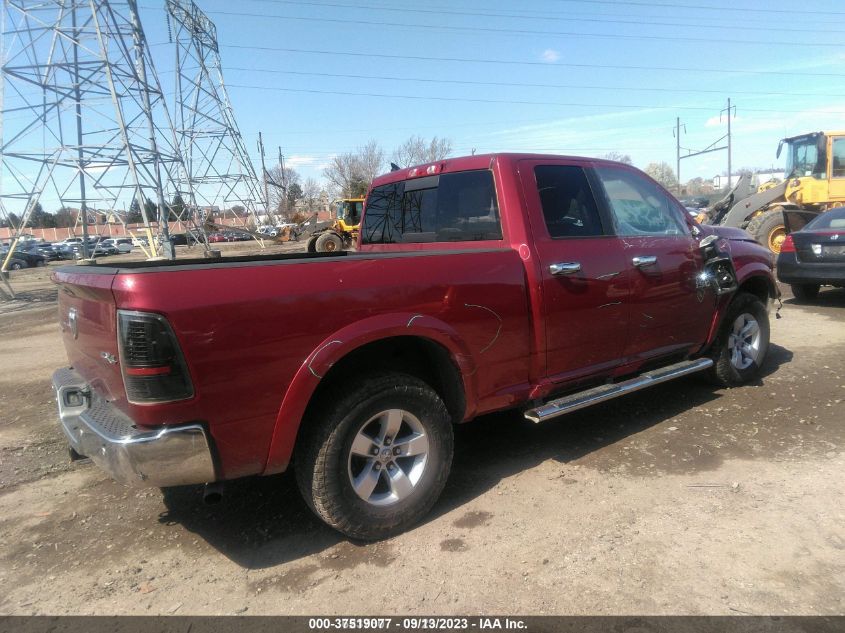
[709,131,845,253]
[306,198,364,253]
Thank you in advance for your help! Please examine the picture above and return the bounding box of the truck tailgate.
[53,268,125,404]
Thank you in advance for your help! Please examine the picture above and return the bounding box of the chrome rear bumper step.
[524,358,713,423]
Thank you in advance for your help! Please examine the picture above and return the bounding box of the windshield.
[785,136,826,179]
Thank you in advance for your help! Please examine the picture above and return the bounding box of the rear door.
[518,159,631,382]
[591,164,714,363]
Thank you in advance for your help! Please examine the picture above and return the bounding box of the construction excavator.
[708,131,845,253]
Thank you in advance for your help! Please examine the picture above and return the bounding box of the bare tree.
[644,162,678,190]
[323,140,385,198]
[392,135,453,167]
[357,140,385,185]
[323,152,365,198]
[301,177,322,213]
[602,151,633,165]
[266,165,300,215]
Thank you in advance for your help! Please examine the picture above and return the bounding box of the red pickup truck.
[52,154,777,540]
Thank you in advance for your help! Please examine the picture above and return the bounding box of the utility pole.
[675,117,682,195]
[278,146,286,216]
[721,98,735,188]
[258,131,269,218]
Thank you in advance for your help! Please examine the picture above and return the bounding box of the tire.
[35,259,46,267]
[790,283,820,302]
[707,292,770,387]
[9,261,25,270]
[295,372,454,540]
[306,235,319,254]
[746,209,786,254]
[315,231,343,253]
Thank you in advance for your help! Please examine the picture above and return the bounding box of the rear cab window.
[361,169,503,246]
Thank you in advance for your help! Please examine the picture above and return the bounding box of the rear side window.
[534,165,604,237]
[362,170,502,244]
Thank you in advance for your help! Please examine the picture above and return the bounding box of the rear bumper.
[776,254,845,285]
[52,367,217,487]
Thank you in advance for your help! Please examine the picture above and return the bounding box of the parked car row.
[207,230,252,243]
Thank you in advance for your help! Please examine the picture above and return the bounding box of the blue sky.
[133,0,845,186]
[4,0,845,215]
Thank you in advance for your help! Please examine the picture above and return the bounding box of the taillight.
[117,310,194,403]
[780,235,796,253]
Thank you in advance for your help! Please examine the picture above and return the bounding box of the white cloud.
[540,49,560,63]
[284,154,322,169]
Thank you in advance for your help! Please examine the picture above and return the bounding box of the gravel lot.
[0,248,843,615]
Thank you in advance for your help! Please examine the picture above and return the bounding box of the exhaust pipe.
[203,481,224,505]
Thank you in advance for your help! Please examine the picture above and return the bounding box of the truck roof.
[371,152,621,188]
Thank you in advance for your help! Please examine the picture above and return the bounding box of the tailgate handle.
[632,255,657,268]
[549,262,581,276]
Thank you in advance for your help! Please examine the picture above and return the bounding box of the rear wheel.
[295,372,453,540]
[746,209,786,254]
[790,283,820,302]
[315,231,343,253]
[707,292,770,387]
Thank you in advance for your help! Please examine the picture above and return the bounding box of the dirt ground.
[0,247,843,616]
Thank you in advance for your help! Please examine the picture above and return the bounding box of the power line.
[220,0,845,35]
[221,45,845,79]
[179,9,845,48]
[225,66,845,100]
[544,0,845,17]
[225,83,845,116]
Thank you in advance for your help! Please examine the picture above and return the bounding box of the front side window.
[831,138,845,179]
[534,165,604,238]
[362,170,502,244]
[594,166,688,237]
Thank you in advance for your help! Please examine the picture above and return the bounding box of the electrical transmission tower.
[1,0,195,266]
[165,0,270,231]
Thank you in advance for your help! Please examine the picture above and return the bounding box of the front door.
[519,160,631,382]
[591,164,715,364]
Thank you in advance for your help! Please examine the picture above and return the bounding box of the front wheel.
[790,283,820,302]
[746,210,786,254]
[295,372,453,540]
[707,292,770,387]
[306,235,319,253]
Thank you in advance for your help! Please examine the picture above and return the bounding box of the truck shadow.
[781,286,845,309]
[159,343,793,570]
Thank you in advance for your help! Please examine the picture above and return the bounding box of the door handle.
[632,255,657,268]
[549,262,581,276]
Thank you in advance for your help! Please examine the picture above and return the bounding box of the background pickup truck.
[52,153,777,540]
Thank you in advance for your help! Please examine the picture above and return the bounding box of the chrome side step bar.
[524,358,713,423]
